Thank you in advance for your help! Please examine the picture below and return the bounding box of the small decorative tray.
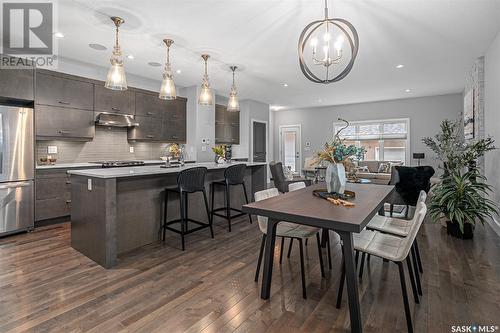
[312,189,356,200]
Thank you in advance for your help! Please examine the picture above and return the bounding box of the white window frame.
[333,118,411,164]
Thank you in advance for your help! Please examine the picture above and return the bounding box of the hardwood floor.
[1,217,499,333]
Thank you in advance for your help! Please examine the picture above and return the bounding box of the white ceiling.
[55,0,500,110]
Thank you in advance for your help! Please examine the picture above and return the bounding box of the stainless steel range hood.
[95,113,139,127]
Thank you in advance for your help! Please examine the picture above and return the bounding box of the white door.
[279,125,301,175]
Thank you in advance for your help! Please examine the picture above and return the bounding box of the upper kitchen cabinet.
[36,72,93,110]
[128,116,163,141]
[135,92,165,118]
[215,104,240,144]
[0,60,34,101]
[94,85,135,115]
[35,105,95,140]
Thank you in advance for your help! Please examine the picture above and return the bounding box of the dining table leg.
[260,218,279,299]
[339,231,363,333]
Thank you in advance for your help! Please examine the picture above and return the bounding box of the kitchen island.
[68,162,267,268]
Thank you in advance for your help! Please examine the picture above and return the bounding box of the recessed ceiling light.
[88,43,107,51]
[176,69,182,74]
[148,62,162,67]
[127,55,134,60]
[54,32,64,38]
[405,88,411,93]
[396,64,404,69]
[283,83,288,87]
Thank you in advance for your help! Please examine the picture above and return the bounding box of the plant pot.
[214,155,225,164]
[325,162,346,194]
[446,221,474,239]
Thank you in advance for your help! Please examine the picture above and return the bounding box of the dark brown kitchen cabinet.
[215,104,240,144]
[128,115,163,141]
[94,85,135,115]
[36,72,93,110]
[35,169,71,221]
[35,105,95,140]
[163,118,187,143]
[0,63,34,101]
[135,92,165,118]
[163,98,187,122]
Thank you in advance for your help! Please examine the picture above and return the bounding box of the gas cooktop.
[89,160,146,168]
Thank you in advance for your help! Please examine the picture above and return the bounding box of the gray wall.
[36,127,168,163]
[272,94,463,171]
[484,30,500,234]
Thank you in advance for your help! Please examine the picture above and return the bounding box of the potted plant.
[428,169,497,239]
[423,119,497,238]
[212,145,226,164]
[315,119,366,193]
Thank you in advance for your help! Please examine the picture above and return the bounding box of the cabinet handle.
[65,200,71,204]
[171,135,179,139]
[111,107,120,111]
[146,112,154,116]
[171,114,178,119]
[147,135,155,138]
[65,180,71,184]
[59,130,70,134]
[58,101,70,105]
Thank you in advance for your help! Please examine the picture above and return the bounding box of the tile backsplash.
[36,126,169,163]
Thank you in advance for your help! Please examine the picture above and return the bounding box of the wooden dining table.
[242,182,394,333]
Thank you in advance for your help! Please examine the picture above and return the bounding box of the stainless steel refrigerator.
[0,105,34,236]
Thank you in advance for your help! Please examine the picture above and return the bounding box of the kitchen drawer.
[163,118,186,143]
[35,105,95,140]
[135,92,165,118]
[128,116,163,141]
[36,177,71,200]
[36,73,93,109]
[94,85,135,115]
[35,197,71,221]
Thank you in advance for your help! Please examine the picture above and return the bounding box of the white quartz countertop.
[36,160,168,170]
[67,162,267,179]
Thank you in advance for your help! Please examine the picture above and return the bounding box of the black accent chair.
[269,161,311,193]
[162,167,214,250]
[388,165,435,219]
[210,164,252,232]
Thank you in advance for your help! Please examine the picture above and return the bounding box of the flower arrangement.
[212,144,226,162]
[167,143,181,159]
[315,119,366,164]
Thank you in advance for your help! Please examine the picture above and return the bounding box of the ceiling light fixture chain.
[298,0,359,84]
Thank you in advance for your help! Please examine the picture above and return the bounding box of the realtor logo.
[1,1,58,68]
[2,2,53,54]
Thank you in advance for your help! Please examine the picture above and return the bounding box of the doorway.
[252,120,267,162]
[279,125,301,175]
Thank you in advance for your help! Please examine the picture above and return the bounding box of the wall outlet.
[87,179,92,191]
[47,146,58,154]
[129,146,134,153]
[201,146,206,152]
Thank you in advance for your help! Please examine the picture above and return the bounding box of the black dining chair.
[269,161,311,193]
[162,167,214,250]
[210,164,252,232]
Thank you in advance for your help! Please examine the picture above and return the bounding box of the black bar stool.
[162,167,214,250]
[210,164,252,232]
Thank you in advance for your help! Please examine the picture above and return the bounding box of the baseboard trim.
[489,217,500,238]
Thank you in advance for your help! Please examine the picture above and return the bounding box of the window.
[334,119,409,164]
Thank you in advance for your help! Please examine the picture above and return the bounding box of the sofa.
[355,160,403,185]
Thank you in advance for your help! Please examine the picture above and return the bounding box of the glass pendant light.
[105,16,128,90]
[198,54,213,106]
[226,66,240,112]
[159,39,176,100]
